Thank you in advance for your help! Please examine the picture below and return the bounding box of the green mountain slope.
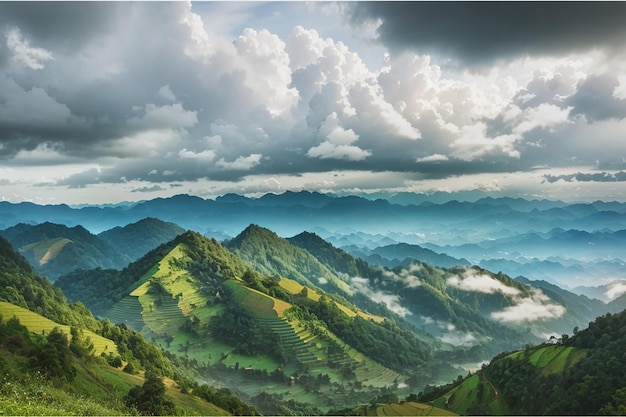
[286,231,536,358]
[57,230,436,412]
[420,309,626,415]
[0,222,132,280]
[225,224,352,294]
[0,235,254,416]
[98,217,186,261]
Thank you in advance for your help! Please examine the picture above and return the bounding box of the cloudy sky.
[2,1,626,205]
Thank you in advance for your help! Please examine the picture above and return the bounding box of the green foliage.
[38,326,76,382]
[99,320,174,377]
[251,391,322,416]
[194,384,259,415]
[427,309,626,415]
[124,371,176,416]
[301,295,430,373]
[0,222,132,279]
[0,236,101,331]
[225,224,348,293]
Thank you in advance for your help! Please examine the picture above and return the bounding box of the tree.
[124,371,176,415]
[38,326,76,382]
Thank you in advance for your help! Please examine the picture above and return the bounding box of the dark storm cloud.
[0,2,125,50]
[567,74,626,122]
[544,171,626,183]
[348,2,626,64]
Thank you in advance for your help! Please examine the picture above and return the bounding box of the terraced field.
[105,295,145,332]
[279,278,384,323]
[508,344,588,376]
[222,279,399,386]
[0,301,117,356]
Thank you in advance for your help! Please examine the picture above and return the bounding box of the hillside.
[57,230,441,412]
[0,235,254,416]
[271,231,545,358]
[419,308,626,415]
[225,224,353,295]
[0,222,132,280]
[98,217,186,261]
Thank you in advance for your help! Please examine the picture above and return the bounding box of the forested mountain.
[0,222,131,280]
[55,230,444,412]
[0,235,253,415]
[250,228,609,361]
[418,309,626,415]
[225,225,353,295]
[98,217,186,262]
[1,191,624,414]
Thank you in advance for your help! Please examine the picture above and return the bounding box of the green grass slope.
[63,231,418,412]
[0,234,253,416]
[421,309,626,415]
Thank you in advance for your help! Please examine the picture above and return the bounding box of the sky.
[1,1,626,205]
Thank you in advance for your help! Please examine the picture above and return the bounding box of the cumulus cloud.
[216,154,262,171]
[416,154,449,163]
[568,74,626,122]
[490,289,566,324]
[157,85,176,102]
[178,148,216,162]
[128,103,198,130]
[447,270,520,296]
[351,277,411,317]
[307,112,371,161]
[0,2,625,202]
[5,27,54,70]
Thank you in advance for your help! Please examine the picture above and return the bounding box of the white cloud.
[450,122,520,161]
[234,28,299,117]
[6,27,54,70]
[416,153,449,163]
[382,267,422,288]
[216,153,262,170]
[128,103,198,129]
[178,148,216,162]
[307,112,371,161]
[447,269,521,296]
[490,289,566,323]
[351,276,412,317]
[157,85,177,102]
[605,281,626,300]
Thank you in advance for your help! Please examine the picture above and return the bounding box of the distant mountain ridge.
[1,191,625,288]
[98,217,186,261]
[0,222,132,280]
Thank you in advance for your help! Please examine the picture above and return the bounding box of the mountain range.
[1,190,625,415]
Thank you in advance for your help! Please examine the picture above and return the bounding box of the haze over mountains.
[1,190,625,414]
[2,191,625,291]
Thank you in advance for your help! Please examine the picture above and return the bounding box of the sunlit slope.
[103,239,399,387]
[0,301,117,356]
[19,237,72,265]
